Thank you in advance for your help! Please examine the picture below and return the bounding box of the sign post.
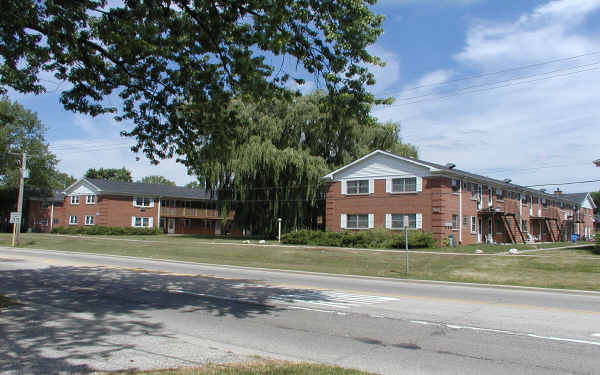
[404,215,409,274]
[278,218,282,243]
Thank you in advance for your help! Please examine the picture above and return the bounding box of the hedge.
[51,225,162,235]
[281,228,437,249]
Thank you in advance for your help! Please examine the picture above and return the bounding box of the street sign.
[9,212,21,224]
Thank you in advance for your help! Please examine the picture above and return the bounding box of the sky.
[7,0,600,193]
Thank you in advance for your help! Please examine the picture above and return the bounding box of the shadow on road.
[0,265,334,374]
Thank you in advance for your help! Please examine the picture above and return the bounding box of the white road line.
[409,320,600,347]
[270,291,399,308]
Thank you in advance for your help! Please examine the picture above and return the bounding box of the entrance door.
[168,218,176,234]
[488,218,493,243]
[477,219,482,243]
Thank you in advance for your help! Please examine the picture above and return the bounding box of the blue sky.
[7,0,600,193]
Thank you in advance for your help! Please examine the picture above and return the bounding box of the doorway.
[168,218,176,234]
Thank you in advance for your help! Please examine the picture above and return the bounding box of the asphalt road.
[1,246,599,374]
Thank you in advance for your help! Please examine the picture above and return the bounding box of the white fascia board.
[585,193,597,209]
[322,149,438,181]
[64,178,102,195]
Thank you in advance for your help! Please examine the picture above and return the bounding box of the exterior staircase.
[502,215,526,244]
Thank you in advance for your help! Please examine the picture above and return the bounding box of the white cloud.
[367,45,402,95]
[374,0,600,193]
[455,0,600,68]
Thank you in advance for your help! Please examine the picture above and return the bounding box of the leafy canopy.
[1,0,387,168]
[0,97,73,190]
[85,167,133,182]
[137,175,175,186]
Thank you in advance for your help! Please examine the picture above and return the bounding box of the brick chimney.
[553,188,562,195]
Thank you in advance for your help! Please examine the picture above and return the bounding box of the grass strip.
[3,233,600,291]
[102,360,377,374]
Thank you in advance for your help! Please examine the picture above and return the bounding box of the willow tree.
[185,91,416,236]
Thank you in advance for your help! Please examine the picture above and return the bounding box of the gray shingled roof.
[561,192,589,204]
[86,178,215,200]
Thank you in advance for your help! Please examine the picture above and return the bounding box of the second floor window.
[392,177,417,193]
[452,214,459,230]
[347,180,369,194]
[86,195,96,204]
[70,195,79,205]
[134,197,153,207]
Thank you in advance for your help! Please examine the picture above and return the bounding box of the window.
[39,218,48,226]
[347,214,369,229]
[133,217,152,227]
[470,216,477,233]
[521,219,528,232]
[542,198,547,208]
[463,216,468,226]
[86,195,96,204]
[53,218,60,225]
[134,197,153,207]
[496,189,503,201]
[69,216,78,225]
[391,214,417,229]
[347,180,369,194]
[451,179,459,193]
[392,177,417,193]
[184,218,192,228]
[452,214,459,230]
[487,187,493,205]
[70,195,79,205]
[85,215,94,225]
[471,185,478,200]
[521,194,528,204]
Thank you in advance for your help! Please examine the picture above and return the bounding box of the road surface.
[1,247,599,374]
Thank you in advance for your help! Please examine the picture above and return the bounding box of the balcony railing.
[161,207,233,219]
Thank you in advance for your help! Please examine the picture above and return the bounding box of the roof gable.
[323,150,437,180]
[64,179,101,196]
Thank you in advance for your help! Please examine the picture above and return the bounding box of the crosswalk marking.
[270,291,398,309]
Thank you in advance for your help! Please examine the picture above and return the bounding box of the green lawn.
[2,233,599,291]
[104,361,377,375]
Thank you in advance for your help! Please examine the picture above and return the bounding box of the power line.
[524,179,600,188]
[384,66,600,108]
[375,50,600,95]
[390,60,600,104]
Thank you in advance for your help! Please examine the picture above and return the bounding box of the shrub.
[281,229,436,249]
[51,226,161,235]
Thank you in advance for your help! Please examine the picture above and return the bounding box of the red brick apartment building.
[27,178,237,235]
[323,150,596,245]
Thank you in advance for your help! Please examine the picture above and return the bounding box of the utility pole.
[11,152,26,247]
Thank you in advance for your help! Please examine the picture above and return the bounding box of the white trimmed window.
[488,187,493,206]
[346,180,369,195]
[452,215,459,230]
[346,214,370,229]
[471,185,477,200]
[85,215,94,225]
[39,218,48,226]
[86,195,96,204]
[132,216,153,227]
[470,216,477,233]
[70,195,79,205]
[392,177,417,193]
[496,189,503,201]
[463,216,468,226]
[451,179,459,193]
[69,216,78,225]
[391,214,417,229]
[133,197,154,207]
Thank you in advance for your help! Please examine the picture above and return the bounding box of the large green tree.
[85,167,133,182]
[0,98,61,190]
[137,175,175,186]
[1,0,387,168]
[189,91,416,236]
